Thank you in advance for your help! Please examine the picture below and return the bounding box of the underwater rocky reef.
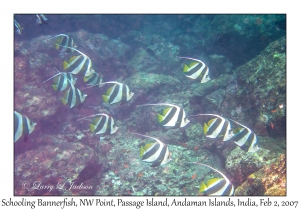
[14,14,286,196]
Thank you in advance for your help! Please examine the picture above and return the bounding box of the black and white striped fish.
[133,132,172,167]
[61,82,87,108]
[179,57,210,83]
[78,113,118,140]
[14,111,37,142]
[36,14,48,25]
[138,103,190,128]
[101,82,134,105]
[190,114,234,141]
[229,119,260,152]
[44,34,75,52]
[43,67,77,92]
[14,19,23,35]
[63,47,95,77]
[190,162,234,196]
[84,72,103,86]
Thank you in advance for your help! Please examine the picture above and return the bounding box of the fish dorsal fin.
[183,64,190,72]
[189,61,198,68]
[207,178,223,187]
[163,107,171,116]
[199,181,207,193]
[207,118,216,127]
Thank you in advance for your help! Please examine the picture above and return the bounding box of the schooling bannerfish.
[43,68,77,92]
[138,103,190,128]
[61,81,87,108]
[190,162,234,196]
[43,34,75,52]
[101,81,134,105]
[62,46,95,77]
[190,114,234,141]
[14,111,37,142]
[132,132,172,167]
[84,72,103,86]
[229,119,260,153]
[78,113,119,140]
[179,57,210,83]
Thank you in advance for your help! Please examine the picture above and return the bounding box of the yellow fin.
[102,94,109,102]
[106,85,115,95]
[143,143,154,151]
[183,64,189,72]
[203,123,208,134]
[90,123,96,132]
[63,61,69,70]
[52,84,58,91]
[189,61,198,68]
[140,146,145,157]
[157,114,164,123]
[162,107,171,116]
[207,178,223,187]
[93,117,101,124]
[199,181,207,193]
[207,118,216,127]
[69,55,79,63]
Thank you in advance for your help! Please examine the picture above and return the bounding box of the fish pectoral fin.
[183,64,189,72]
[203,123,208,134]
[102,95,109,102]
[63,61,69,70]
[90,124,96,132]
[157,114,164,123]
[199,181,207,193]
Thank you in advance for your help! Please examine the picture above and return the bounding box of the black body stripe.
[219,119,229,137]
[142,143,160,161]
[204,179,226,195]
[240,132,254,151]
[14,113,19,135]
[186,62,203,76]
[206,118,222,136]
[150,145,167,167]
[222,183,233,195]
[160,107,177,125]
[108,84,120,104]
[94,116,107,133]
[232,128,248,142]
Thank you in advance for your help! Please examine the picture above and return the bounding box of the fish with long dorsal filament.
[188,113,234,141]
[43,34,76,52]
[189,162,234,196]
[14,111,37,142]
[229,119,260,152]
[132,132,172,167]
[100,81,134,105]
[43,67,77,92]
[138,103,190,128]
[179,56,210,83]
[77,113,119,140]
